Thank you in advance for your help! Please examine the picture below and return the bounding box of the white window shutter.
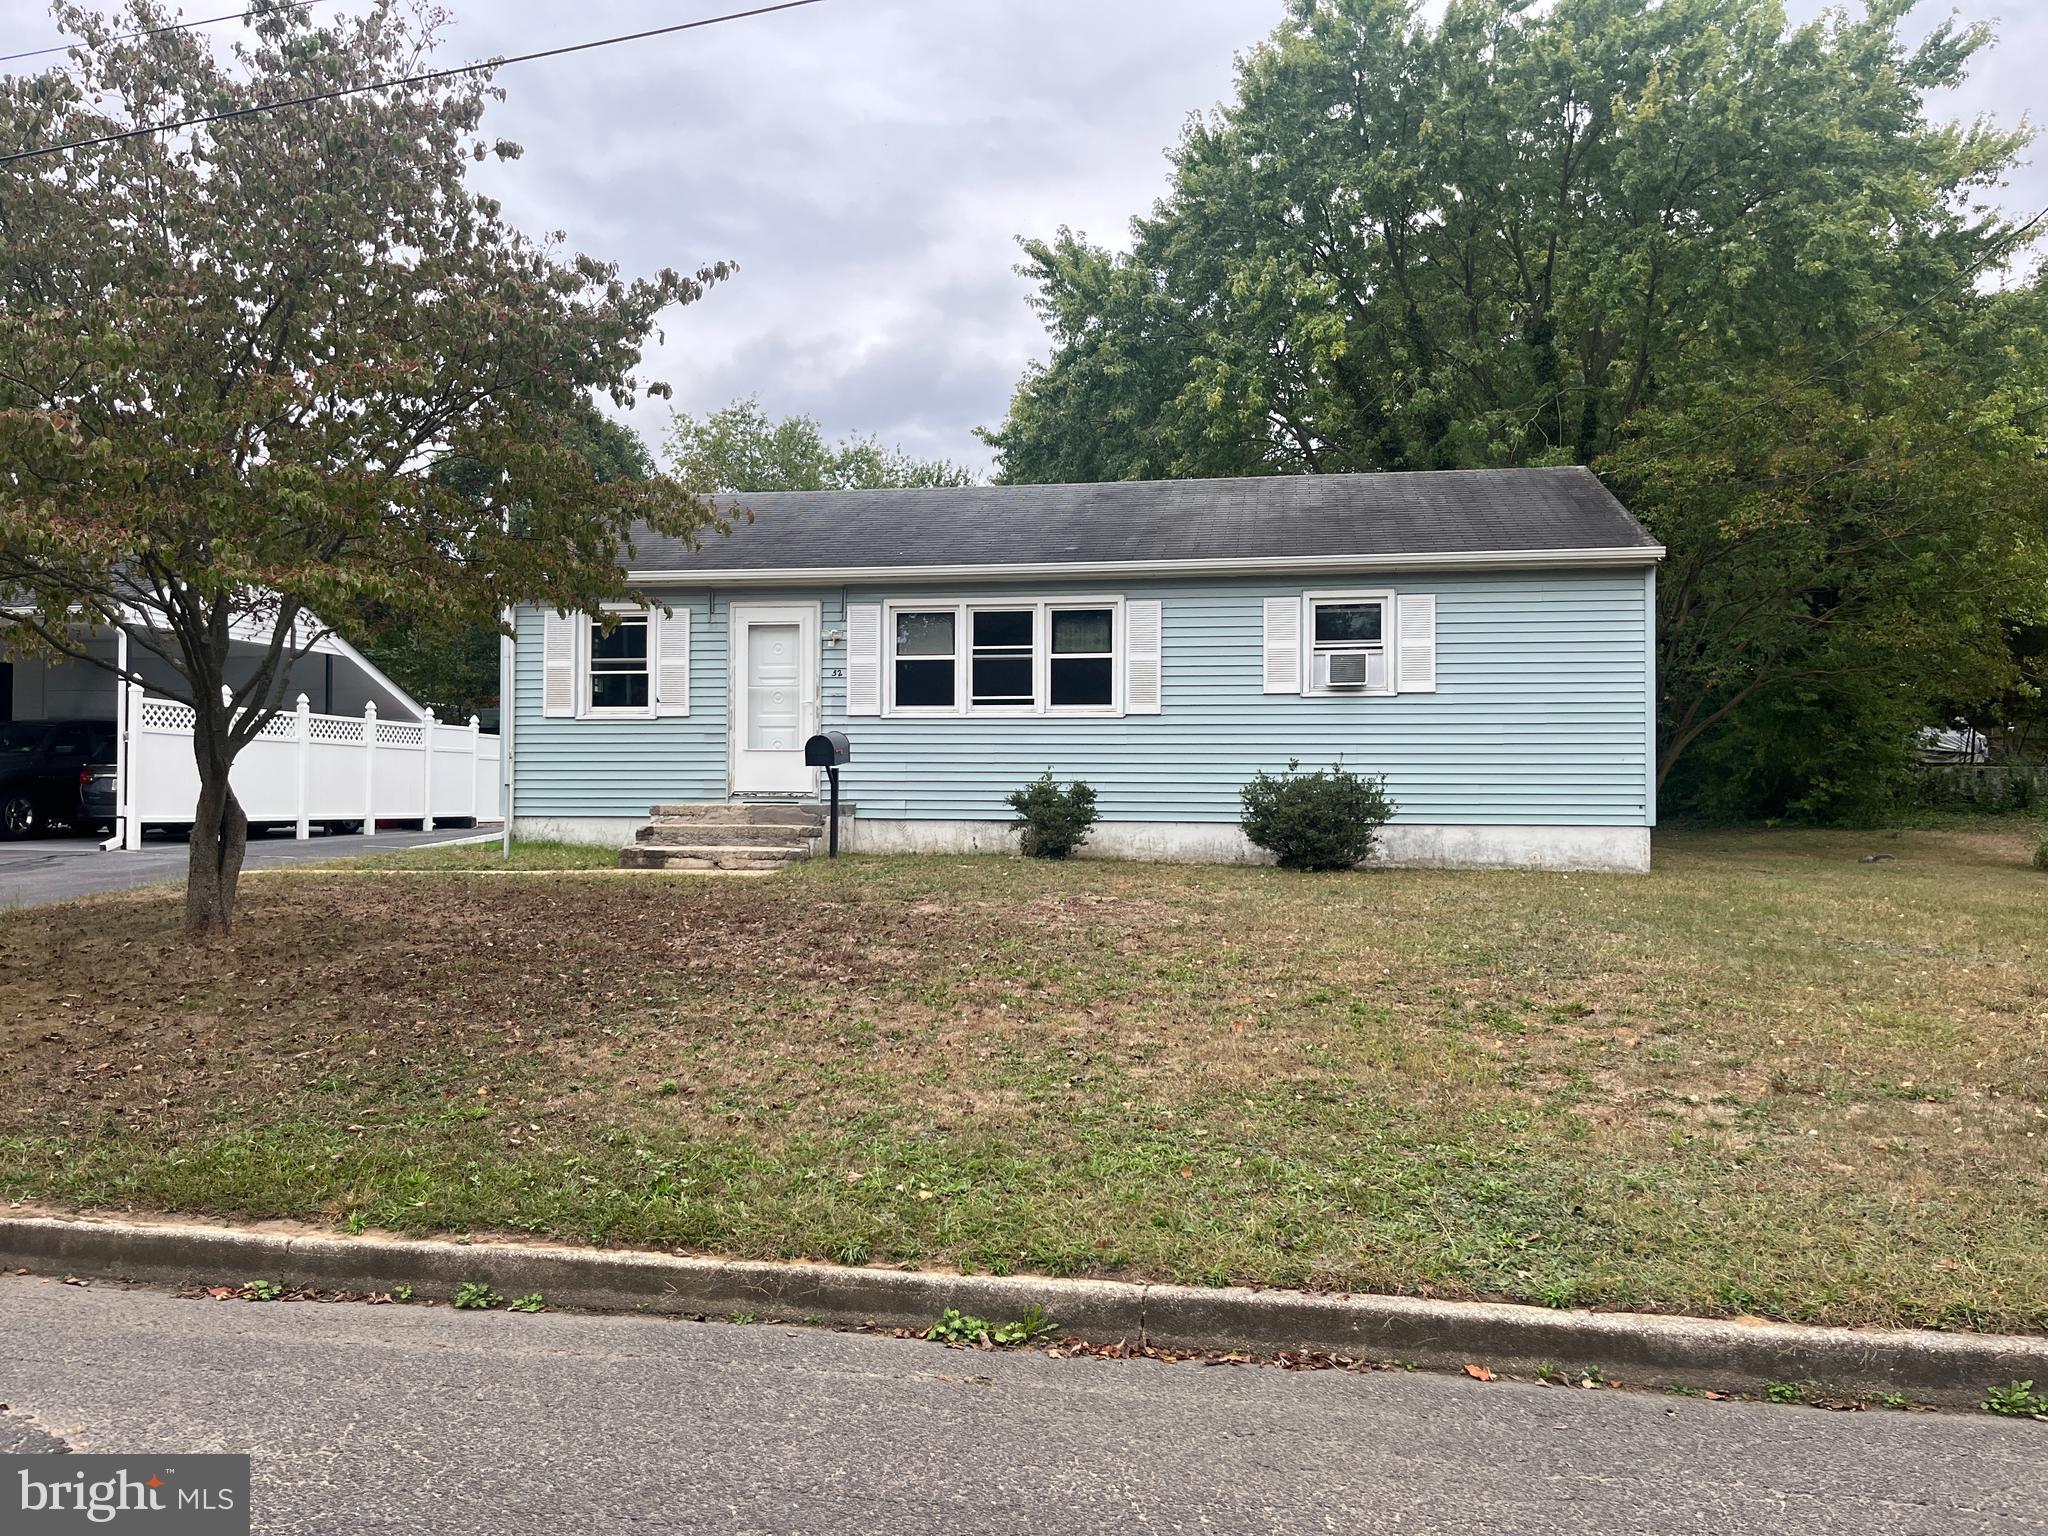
[1263,596,1302,694]
[846,604,882,717]
[542,610,576,718]
[1124,599,1162,714]
[655,606,690,716]
[1397,593,1437,693]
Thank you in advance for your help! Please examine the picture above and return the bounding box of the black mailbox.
[804,730,850,768]
[805,731,850,857]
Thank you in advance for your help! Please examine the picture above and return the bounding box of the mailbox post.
[803,730,851,857]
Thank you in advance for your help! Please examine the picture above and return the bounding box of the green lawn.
[3,823,2044,1333]
[334,838,622,870]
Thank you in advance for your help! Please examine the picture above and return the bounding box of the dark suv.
[0,720,117,838]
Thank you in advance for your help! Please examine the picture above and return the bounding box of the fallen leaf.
[1463,1363,1495,1381]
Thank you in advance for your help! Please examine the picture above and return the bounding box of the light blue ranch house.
[506,468,1664,872]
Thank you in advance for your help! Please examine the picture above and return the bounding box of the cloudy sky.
[6,0,2043,474]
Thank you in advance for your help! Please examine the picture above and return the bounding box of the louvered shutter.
[1396,593,1437,693]
[846,604,882,717]
[655,606,690,716]
[1124,600,1162,714]
[542,611,576,718]
[1262,596,1302,694]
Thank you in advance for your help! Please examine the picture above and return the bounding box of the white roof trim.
[3,598,431,723]
[626,544,1665,587]
[318,627,432,723]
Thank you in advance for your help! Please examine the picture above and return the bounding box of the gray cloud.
[6,0,2040,475]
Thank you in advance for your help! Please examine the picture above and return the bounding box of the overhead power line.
[0,0,828,166]
[0,0,344,66]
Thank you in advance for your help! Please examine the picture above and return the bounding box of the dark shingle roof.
[625,467,1658,575]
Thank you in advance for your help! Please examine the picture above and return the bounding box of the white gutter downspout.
[97,627,128,853]
[500,607,514,859]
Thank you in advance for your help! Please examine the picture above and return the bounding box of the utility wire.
[0,0,827,166]
[1,0,344,65]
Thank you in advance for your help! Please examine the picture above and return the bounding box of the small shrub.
[1239,760,1395,870]
[1006,772,1099,859]
[1983,1380,2048,1418]
[2032,835,2047,873]
[452,1282,502,1310]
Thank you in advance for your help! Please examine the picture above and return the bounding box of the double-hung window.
[887,599,1123,716]
[1048,606,1115,708]
[585,609,651,715]
[892,610,960,711]
[970,609,1036,709]
[1306,593,1391,696]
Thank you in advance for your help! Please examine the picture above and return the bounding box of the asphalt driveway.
[0,827,490,910]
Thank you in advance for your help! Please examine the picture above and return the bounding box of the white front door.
[730,603,819,794]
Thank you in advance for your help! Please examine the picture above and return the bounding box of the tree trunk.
[185,734,250,938]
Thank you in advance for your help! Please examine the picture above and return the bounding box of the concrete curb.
[4,1214,2042,1409]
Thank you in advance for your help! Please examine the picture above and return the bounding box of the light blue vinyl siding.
[512,567,1656,826]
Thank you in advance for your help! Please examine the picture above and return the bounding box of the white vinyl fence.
[120,687,500,848]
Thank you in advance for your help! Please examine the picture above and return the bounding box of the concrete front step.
[646,803,831,826]
[619,843,812,872]
[637,821,818,848]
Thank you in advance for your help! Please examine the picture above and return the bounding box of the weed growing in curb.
[1766,1380,1812,1405]
[925,1305,1058,1347]
[507,1292,546,1314]
[1982,1380,2048,1419]
[452,1282,502,1310]
[391,1284,414,1302]
[240,1279,283,1302]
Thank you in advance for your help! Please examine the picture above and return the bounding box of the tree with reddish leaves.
[0,2,726,934]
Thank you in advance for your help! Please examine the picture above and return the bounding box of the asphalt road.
[0,828,485,910]
[2,1280,2040,1535]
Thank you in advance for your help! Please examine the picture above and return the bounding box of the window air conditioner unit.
[1317,651,1382,690]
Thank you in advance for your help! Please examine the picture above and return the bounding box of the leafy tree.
[667,395,976,492]
[985,0,2046,811]
[1610,325,2048,805]
[989,0,2025,481]
[356,411,658,719]
[0,2,724,935]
